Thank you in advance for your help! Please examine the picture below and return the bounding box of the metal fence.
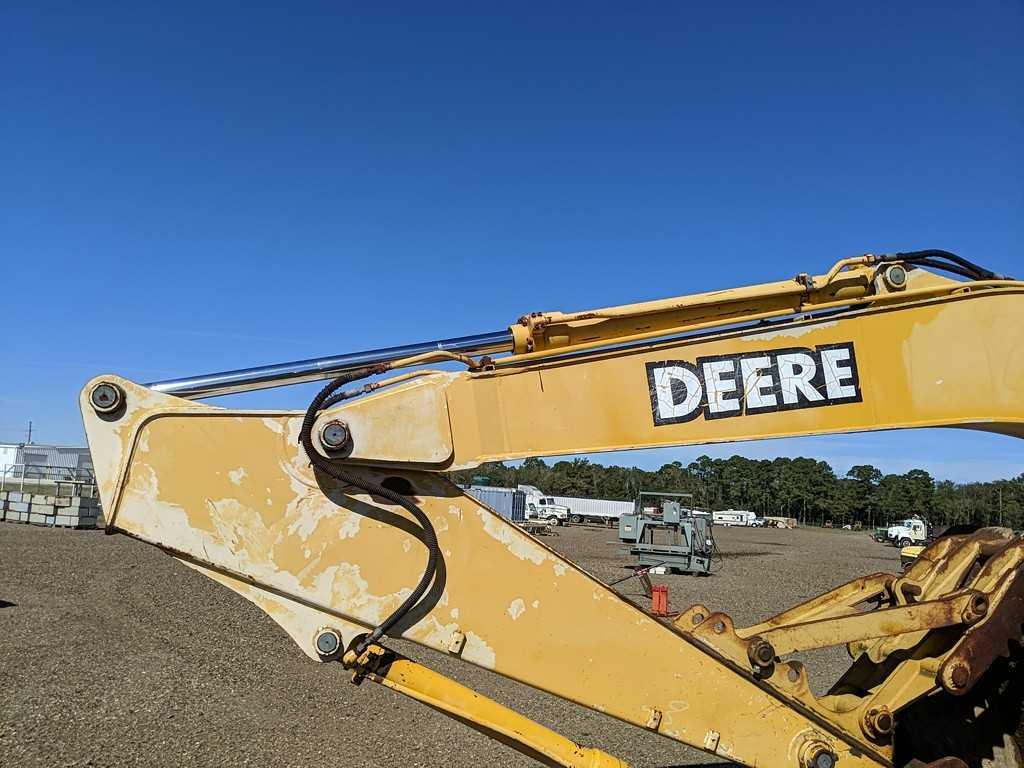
[1,462,96,487]
[1,464,102,528]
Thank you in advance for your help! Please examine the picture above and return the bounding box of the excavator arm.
[81,252,1024,768]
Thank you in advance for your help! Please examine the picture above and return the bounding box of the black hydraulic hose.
[903,249,1006,279]
[891,249,983,278]
[298,366,441,654]
[889,249,1014,281]
[911,257,981,281]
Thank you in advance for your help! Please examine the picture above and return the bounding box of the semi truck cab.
[526,496,570,525]
[887,518,928,547]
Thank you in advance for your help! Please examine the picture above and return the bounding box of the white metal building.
[0,445,17,472]
[0,443,95,481]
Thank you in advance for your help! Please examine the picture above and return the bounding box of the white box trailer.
[555,496,635,525]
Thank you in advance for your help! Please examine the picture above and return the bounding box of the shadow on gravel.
[717,551,777,559]
[863,554,901,563]
[0,599,16,608]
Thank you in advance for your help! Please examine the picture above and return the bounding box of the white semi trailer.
[518,485,634,525]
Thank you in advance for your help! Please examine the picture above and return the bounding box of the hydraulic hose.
[298,366,441,654]
[910,257,980,281]
[888,249,1014,281]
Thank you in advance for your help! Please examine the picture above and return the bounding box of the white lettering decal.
[702,359,740,415]
[820,347,858,400]
[648,343,860,426]
[739,355,776,410]
[653,365,703,421]
[776,352,823,405]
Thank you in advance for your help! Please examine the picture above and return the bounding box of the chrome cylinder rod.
[146,330,514,400]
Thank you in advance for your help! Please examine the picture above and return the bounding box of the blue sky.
[2,2,1021,482]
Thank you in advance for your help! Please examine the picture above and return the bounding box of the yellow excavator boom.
[80,251,1024,768]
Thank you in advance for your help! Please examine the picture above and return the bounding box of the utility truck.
[886,517,929,547]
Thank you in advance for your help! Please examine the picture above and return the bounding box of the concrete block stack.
[0,484,102,529]
[1,490,31,522]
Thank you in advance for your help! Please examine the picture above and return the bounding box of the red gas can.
[651,585,669,617]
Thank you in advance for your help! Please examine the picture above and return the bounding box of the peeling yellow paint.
[410,617,497,669]
[477,508,548,565]
[312,563,412,624]
[262,418,285,435]
[463,630,497,669]
[741,320,838,342]
[507,598,526,620]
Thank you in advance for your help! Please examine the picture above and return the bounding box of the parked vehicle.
[517,485,630,525]
[712,509,758,527]
[515,488,571,526]
[560,496,634,525]
[886,517,928,547]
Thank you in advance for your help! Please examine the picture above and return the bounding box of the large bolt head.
[90,382,124,414]
[948,662,971,689]
[884,264,908,290]
[319,420,350,450]
[874,710,893,735]
[747,637,776,668]
[862,706,894,739]
[802,745,835,768]
[314,628,343,659]
[802,742,838,768]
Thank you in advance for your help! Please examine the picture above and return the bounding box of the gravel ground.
[0,520,900,768]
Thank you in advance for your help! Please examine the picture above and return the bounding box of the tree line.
[450,455,1024,530]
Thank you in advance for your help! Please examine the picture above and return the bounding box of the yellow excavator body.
[80,251,1024,768]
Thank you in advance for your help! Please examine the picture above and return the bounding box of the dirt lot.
[0,521,900,768]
